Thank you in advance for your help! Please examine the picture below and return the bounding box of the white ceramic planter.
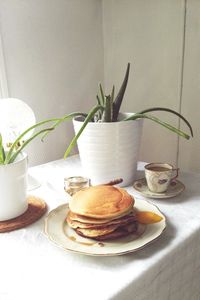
[0,152,28,221]
[73,113,143,187]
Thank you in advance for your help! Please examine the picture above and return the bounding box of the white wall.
[102,0,198,173]
[0,0,104,165]
[178,0,200,173]
[102,0,185,168]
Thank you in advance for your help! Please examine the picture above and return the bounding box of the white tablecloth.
[1,155,200,300]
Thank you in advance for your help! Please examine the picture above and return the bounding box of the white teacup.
[145,163,179,193]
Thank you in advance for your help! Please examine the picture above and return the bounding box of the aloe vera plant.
[61,63,193,158]
[39,62,193,160]
[1,63,193,165]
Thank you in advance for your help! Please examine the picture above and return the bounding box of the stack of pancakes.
[67,185,138,240]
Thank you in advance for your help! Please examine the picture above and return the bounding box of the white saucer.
[133,178,185,199]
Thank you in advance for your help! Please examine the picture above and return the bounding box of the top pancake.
[69,185,134,219]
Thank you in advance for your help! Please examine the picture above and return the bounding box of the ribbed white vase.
[73,113,143,187]
[0,152,28,221]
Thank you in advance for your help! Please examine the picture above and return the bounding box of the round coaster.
[0,196,47,233]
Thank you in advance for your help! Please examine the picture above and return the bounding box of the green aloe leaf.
[0,134,5,164]
[101,95,112,122]
[4,112,88,164]
[64,105,103,159]
[4,117,61,164]
[96,95,101,106]
[96,95,102,120]
[111,85,115,103]
[112,63,130,121]
[124,113,190,140]
[7,128,54,164]
[139,107,193,137]
[99,83,105,106]
[41,112,87,141]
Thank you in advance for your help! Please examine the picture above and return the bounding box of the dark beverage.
[147,166,170,172]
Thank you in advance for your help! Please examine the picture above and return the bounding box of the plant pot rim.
[0,151,27,168]
[73,112,140,124]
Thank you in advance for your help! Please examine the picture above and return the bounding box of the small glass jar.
[64,176,90,196]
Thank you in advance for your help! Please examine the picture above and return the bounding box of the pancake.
[69,185,134,219]
[75,224,119,238]
[76,222,138,240]
[67,211,136,229]
[68,207,135,225]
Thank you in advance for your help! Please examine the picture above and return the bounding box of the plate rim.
[132,178,185,199]
[44,200,166,256]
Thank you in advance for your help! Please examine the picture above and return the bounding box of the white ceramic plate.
[133,178,185,199]
[44,198,166,256]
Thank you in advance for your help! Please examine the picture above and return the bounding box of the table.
[1,155,200,300]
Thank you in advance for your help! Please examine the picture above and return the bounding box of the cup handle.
[171,168,179,181]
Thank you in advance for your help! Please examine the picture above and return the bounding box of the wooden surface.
[0,196,47,233]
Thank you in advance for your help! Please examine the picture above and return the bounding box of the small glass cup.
[64,176,90,196]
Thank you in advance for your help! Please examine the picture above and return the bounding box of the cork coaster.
[0,196,47,233]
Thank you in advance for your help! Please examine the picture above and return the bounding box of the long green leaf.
[64,105,103,159]
[96,95,102,120]
[4,118,61,164]
[139,107,193,137]
[4,112,88,164]
[112,63,130,121]
[0,134,5,164]
[111,85,115,103]
[101,95,112,122]
[99,83,105,106]
[41,112,87,141]
[124,113,190,139]
[96,95,101,106]
[7,128,54,164]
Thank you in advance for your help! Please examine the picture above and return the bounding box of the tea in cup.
[144,163,179,193]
